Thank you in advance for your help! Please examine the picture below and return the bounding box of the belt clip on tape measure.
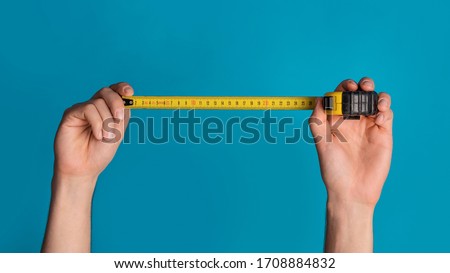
[123,91,378,119]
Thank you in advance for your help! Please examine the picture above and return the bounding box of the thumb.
[309,98,327,146]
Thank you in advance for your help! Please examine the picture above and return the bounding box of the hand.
[309,77,393,252]
[310,77,393,207]
[42,82,134,252]
[53,82,134,184]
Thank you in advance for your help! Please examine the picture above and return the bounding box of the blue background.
[1,0,449,252]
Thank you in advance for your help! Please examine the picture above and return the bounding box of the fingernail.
[97,131,103,140]
[104,131,114,139]
[124,87,132,95]
[362,80,371,87]
[115,109,124,120]
[378,98,388,107]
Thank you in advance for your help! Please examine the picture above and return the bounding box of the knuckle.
[62,107,73,118]
[110,82,129,90]
[344,78,355,84]
[99,87,111,95]
[62,103,82,120]
[84,102,97,112]
[92,98,107,107]
[64,103,80,114]
[383,95,392,105]
[379,92,391,100]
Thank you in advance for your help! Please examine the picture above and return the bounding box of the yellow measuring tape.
[122,91,379,118]
[122,96,318,110]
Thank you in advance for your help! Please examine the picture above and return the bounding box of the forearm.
[324,200,374,253]
[41,174,96,253]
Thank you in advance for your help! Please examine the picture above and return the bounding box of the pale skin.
[41,78,393,253]
[310,77,393,252]
[41,82,134,252]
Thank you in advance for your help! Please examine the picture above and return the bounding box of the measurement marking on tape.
[122,96,318,110]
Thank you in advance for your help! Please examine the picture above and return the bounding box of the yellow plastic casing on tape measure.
[323,91,343,116]
[122,96,319,111]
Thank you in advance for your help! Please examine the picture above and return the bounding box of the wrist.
[51,172,98,201]
[327,200,374,223]
[327,195,375,212]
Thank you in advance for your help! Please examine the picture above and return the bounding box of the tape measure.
[122,96,317,110]
[123,91,378,119]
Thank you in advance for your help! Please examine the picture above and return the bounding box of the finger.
[90,98,113,122]
[334,79,358,92]
[108,83,133,128]
[375,109,393,129]
[377,92,391,112]
[71,103,103,140]
[375,92,393,130]
[89,98,117,139]
[92,87,125,121]
[358,77,375,91]
[107,83,133,127]
[91,95,131,139]
[309,98,327,147]
[109,82,134,96]
[123,108,131,129]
